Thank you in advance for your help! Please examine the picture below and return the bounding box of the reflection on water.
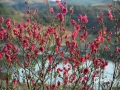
[16,60,120,90]
[18,61,114,83]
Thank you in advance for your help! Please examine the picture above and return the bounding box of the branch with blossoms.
[0,0,120,90]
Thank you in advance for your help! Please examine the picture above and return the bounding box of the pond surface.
[18,61,114,83]
[13,59,120,90]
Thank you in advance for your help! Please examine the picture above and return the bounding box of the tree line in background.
[0,2,114,34]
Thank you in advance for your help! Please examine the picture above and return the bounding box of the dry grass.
[91,3,110,11]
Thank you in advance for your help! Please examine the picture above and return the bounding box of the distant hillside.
[0,0,112,6]
[66,0,112,5]
[0,3,27,22]
[0,0,43,5]
[102,0,112,3]
[0,1,114,36]
[0,3,11,17]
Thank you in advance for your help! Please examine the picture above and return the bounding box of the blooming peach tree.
[0,0,120,90]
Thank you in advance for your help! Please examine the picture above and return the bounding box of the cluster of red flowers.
[1,43,19,65]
